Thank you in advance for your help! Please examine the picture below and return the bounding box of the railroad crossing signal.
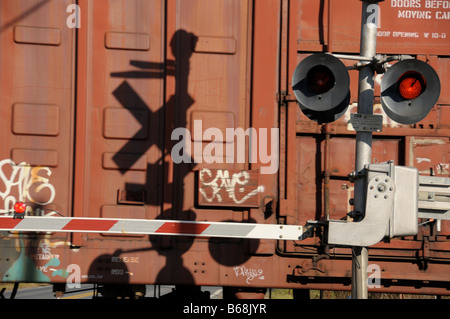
[380,59,441,124]
[291,53,444,246]
[291,53,350,123]
[291,0,443,299]
[292,54,441,126]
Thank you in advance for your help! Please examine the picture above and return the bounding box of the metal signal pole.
[352,0,382,299]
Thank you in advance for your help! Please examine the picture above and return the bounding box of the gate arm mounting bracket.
[327,173,395,247]
[327,161,419,247]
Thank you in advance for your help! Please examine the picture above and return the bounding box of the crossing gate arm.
[0,216,305,241]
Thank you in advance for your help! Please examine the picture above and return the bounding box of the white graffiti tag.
[199,168,264,205]
[0,159,56,213]
[233,266,265,284]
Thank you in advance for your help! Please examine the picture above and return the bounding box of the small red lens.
[14,202,26,213]
[307,65,335,94]
[397,72,426,100]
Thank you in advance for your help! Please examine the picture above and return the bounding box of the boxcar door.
[72,0,165,245]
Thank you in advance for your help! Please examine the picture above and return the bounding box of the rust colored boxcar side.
[0,0,449,298]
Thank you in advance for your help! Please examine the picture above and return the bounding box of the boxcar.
[0,0,449,298]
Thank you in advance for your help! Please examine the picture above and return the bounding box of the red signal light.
[307,65,335,94]
[292,53,350,123]
[397,71,426,100]
[14,202,26,214]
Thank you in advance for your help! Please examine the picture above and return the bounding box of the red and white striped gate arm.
[0,216,304,240]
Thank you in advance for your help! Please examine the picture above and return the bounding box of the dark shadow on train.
[0,0,51,33]
[85,30,204,298]
[87,29,260,298]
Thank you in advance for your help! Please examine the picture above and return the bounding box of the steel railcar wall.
[0,0,450,296]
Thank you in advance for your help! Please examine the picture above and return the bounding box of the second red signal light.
[381,59,440,125]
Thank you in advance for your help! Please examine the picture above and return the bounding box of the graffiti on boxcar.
[31,241,66,277]
[233,265,265,284]
[32,241,60,262]
[0,159,55,214]
[198,168,264,205]
[1,238,74,283]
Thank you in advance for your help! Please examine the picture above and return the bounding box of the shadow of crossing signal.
[381,59,441,125]
[292,53,350,123]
